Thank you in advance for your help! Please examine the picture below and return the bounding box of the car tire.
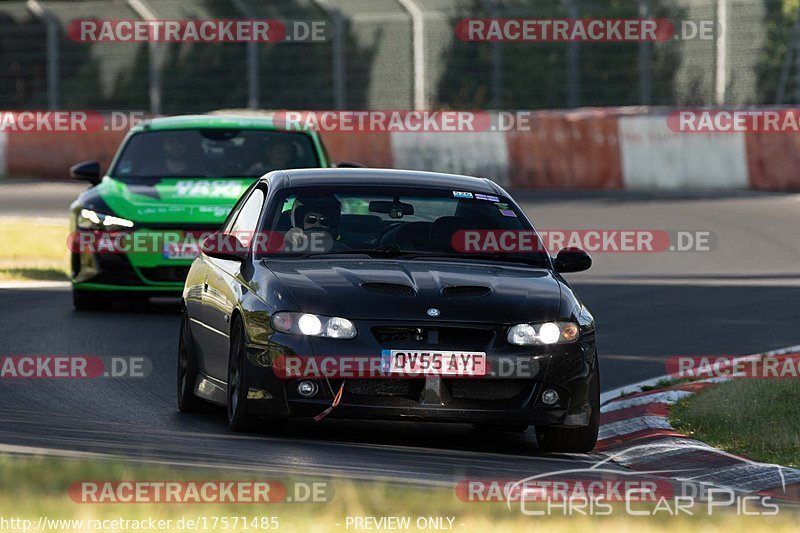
[227,316,258,432]
[72,289,112,311]
[534,367,600,453]
[177,309,205,413]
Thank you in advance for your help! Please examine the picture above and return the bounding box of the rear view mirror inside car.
[369,200,414,218]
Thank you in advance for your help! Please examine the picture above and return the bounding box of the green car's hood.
[98,176,256,225]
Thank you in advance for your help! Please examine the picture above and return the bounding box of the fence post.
[26,0,59,110]
[127,0,162,115]
[397,0,427,109]
[315,0,346,109]
[638,0,652,105]
[565,0,580,108]
[230,0,259,109]
[714,0,728,105]
[479,0,503,109]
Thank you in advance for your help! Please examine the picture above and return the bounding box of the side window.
[229,187,266,237]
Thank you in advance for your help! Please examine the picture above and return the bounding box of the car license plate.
[381,350,486,376]
[163,242,200,260]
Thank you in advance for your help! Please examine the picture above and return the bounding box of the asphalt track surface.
[1,180,799,484]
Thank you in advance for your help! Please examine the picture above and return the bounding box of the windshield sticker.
[174,180,245,198]
[452,191,474,199]
[474,193,500,202]
[500,209,517,217]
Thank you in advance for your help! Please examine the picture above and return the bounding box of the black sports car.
[178,168,599,452]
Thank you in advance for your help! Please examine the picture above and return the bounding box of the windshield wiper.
[297,245,406,259]
[403,252,549,267]
[291,247,549,267]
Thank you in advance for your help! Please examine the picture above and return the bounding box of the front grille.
[361,282,416,296]
[442,285,491,298]
[345,379,413,397]
[447,379,528,400]
[372,326,494,349]
[139,266,191,283]
[373,326,425,343]
[92,254,140,285]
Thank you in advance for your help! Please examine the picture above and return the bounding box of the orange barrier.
[507,111,567,188]
[319,130,393,168]
[6,130,126,179]
[744,132,800,191]
[507,109,622,189]
[565,108,623,189]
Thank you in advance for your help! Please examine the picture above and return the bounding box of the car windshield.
[110,129,319,181]
[257,187,550,267]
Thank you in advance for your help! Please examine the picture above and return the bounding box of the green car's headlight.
[507,321,580,345]
[271,312,357,339]
[77,209,134,231]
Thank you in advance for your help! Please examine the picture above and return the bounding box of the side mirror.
[70,160,102,185]
[554,247,591,273]
[201,233,248,262]
[335,161,365,168]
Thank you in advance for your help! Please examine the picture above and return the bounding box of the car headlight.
[271,312,357,339]
[77,208,134,231]
[507,321,579,345]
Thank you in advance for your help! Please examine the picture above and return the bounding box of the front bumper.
[70,227,213,293]
[241,326,598,427]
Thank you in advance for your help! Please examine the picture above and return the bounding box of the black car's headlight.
[77,208,134,231]
[507,321,579,345]
[271,312,357,339]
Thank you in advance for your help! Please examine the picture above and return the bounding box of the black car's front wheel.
[177,309,204,412]
[535,368,600,453]
[227,316,258,432]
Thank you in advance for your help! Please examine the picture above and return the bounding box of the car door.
[201,185,267,380]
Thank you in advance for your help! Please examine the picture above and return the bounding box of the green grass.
[0,219,69,281]
[1,454,799,531]
[670,379,800,468]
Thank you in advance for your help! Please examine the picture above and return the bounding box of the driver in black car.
[283,195,346,252]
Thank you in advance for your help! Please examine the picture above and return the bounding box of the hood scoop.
[361,282,417,297]
[441,285,492,298]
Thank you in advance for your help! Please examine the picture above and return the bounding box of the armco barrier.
[3,108,800,191]
[507,111,569,189]
[745,131,800,191]
[506,109,622,190]
[5,129,126,179]
[390,128,510,186]
[319,130,393,169]
[565,108,623,190]
[618,114,749,189]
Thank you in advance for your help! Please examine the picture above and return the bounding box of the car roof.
[262,168,503,194]
[131,114,314,135]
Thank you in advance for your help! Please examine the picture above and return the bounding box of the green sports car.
[69,114,330,310]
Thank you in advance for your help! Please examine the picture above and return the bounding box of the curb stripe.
[596,430,686,451]
[601,390,692,412]
[600,402,670,424]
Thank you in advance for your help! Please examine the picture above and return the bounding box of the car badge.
[427,308,441,317]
